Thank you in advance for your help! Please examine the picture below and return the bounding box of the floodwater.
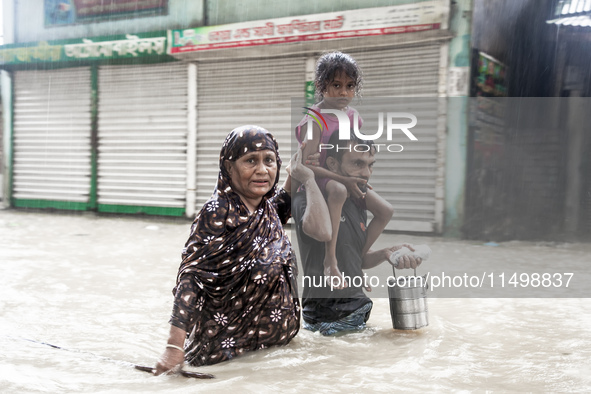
[1,209,590,393]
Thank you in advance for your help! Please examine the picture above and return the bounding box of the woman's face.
[225,150,278,211]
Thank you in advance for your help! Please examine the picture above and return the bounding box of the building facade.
[0,0,473,235]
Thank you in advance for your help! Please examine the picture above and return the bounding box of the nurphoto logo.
[303,108,419,153]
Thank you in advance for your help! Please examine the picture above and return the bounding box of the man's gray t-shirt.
[292,191,372,324]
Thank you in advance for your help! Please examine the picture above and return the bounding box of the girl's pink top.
[296,104,363,167]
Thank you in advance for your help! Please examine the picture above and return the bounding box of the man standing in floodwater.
[292,132,421,336]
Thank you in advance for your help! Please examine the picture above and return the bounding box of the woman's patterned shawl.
[174,125,293,300]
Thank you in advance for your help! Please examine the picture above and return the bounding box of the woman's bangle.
[166,344,185,353]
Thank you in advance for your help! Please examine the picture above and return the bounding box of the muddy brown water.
[1,210,590,392]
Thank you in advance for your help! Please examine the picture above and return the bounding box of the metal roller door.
[0,89,4,201]
[98,63,188,215]
[351,44,444,232]
[195,57,305,208]
[12,68,92,209]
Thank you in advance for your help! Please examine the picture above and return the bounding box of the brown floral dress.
[169,126,300,366]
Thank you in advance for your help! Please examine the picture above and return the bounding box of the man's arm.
[362,189,394,256]
[361,248,389,270]
[362,245,421,270]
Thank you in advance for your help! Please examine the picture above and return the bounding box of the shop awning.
[547,0,591,26]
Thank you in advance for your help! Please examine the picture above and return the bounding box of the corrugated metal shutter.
[97,63,188,214]
[0,90,3,201]
[350,44,442,232]
[13,68,92,206]
[195,57,305,207]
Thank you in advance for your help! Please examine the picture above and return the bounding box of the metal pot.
[387,268,429,330]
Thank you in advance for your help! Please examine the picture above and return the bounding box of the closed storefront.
[170,2,450,232]
[3,1,456,232]
[97,62,188,215]
[351,44,445,232]
[12,68,92,210]
[195,57,305,207]
[3,33,186,216]
[189,43,445,231]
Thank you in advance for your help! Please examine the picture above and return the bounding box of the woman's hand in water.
[154,347,184,375]
[154,325,186,376]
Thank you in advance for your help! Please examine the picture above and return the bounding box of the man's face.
[336,147,375,182]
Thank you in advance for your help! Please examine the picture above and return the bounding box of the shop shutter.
[0,91,3,201]
[195,57,305,208]
[350,44,443,232]
[12,68,92,207]
[97,63,188,215]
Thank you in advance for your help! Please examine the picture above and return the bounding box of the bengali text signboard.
[168,1,448,54]
[0,33,168,65]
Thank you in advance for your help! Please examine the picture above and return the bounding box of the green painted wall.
[444,0,472,237]
[206,0,434,25]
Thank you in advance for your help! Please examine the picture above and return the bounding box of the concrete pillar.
[1,70,12,208]
[444,0,473,237]
[564,93,586,236]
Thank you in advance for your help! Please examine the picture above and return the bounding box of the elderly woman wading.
[155,125,330,374]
